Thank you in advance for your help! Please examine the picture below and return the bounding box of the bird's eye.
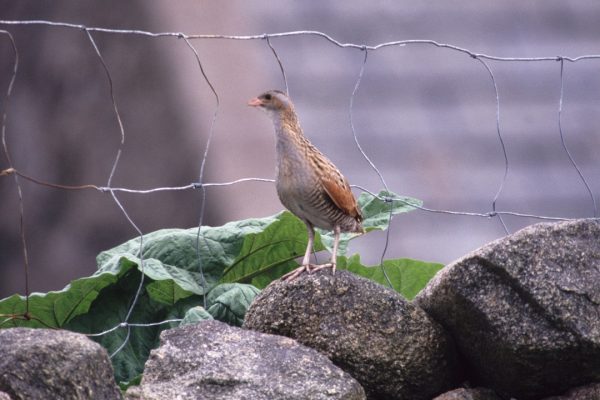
[263,93,272,101]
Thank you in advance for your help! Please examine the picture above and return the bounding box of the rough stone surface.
[0,327,121,400]
[432,387,503,400]
[129,320,365,400]
[0,391,11,400]
[243,269,461,400]
[542,382,600,399]
[415,219,600,400]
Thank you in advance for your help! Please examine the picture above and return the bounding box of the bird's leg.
[330,224,340,274]
[302,222,315,267]
[281,221,315,281]
[310,225,340,276]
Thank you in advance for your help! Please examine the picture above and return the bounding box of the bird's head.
[248,90,293,116]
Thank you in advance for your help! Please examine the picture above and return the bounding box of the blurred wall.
[1,2,599,297]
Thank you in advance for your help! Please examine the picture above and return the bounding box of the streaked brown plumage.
[248,90,363,280]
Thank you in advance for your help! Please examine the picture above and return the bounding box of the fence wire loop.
[0,19,598,362]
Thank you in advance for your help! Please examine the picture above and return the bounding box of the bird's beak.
[247,97,263,107]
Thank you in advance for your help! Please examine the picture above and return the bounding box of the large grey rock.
[415,219,600,400]
[432,387,502,400]
[243,269,461,400]
[0,328,120,400]
[129,320,365,400]
[542,382,600,399]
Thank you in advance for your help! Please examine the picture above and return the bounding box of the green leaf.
[96,221,273,295]
[64,268,168,384]
[0,262,134,329]
[360,190,422,231]
[318,190,422,255]
[337,254,443,300]
[220,212,325,288]
[164,295,205,328]
[206,283,261,326]
[179,306,213,326]
[145,279,194,305]
[64,271,207,384]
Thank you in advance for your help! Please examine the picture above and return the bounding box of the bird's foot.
[280,262,337,282]
[308,262,336,276]
[280,264,313,281]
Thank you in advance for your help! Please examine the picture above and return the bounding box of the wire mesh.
[0,19,599,359]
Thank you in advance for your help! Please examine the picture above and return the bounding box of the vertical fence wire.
[348,47,395,288]
[0,30,31,316]
[557,57,598,218]
[474,56,510,235]
[84,30,148,356]
[181,37,220,308]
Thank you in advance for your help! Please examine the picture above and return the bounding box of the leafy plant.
[0,190,441,385]
[336,254,442,300]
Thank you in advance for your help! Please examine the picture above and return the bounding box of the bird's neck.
[273,107,303,140]
[272,109,310,165]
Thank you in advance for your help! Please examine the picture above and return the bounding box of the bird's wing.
[320,167,362,220]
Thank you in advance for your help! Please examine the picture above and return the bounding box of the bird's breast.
[275,149,327,225]
[276,155,317,205]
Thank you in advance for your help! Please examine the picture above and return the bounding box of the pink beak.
[247,97,263,107]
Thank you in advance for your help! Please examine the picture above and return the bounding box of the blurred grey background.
[1,2,599,297]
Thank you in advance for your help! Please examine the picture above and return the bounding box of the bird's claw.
[280,264,311,281]
[309,262,337,275]
[280,262,337,282]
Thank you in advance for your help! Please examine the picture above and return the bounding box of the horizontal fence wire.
[1,19,599,358]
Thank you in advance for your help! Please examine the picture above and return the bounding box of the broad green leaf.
[146,279,195,305]
[205,283,260,326]
[64,268,169,383]
[337,254,443,300]
[98,253,200,305]
[0,261,135,329]
[360,190,422,231]
[179,306,213,326]
[220,212,325,287]
[96,218,275,295]
[165,295,205,328]
[65,269,206,384]
[318,190,422,255]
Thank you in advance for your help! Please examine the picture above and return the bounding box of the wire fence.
[1,19,599,360]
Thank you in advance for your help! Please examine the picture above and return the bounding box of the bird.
[248,90,364,280]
